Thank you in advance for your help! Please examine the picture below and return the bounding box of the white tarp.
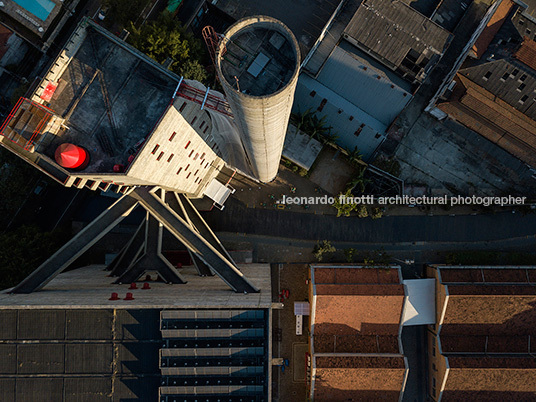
[402,278,436,326]
[203,178,233,206]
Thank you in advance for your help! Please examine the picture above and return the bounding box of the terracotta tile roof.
[312,266,400,284]
[447,285,536,295]
[438,74,536,166]
[514,37,536,70]
[441,357,536,401]
[314,294,404,336]
[314,356,406,402]
[310,267,407,398]
[471,0,514,59]
[439,268,534,283]
[0,25,13,60]
[441,335,532,353]
[441,295,536,335]
[314,333,400,353]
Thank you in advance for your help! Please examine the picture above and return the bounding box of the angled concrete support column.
[12,193,139,293]
[131,188,259,293]
[115,212,186,284]
[108,217,146,277]
[176,193,237,267]
[165,192,214,277]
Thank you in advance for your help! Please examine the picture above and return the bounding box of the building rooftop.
[441,357,536,401]
[313,356,407,402]
[0,264,272,309]
[0,0,63,38]
[344,0,451,82]
[438,73,536,166]
[0,307,161,401]
[310,265,405,353]
[219,20,298,97]
[471,0,514,59]
[514,36,536,70]
[31,19,181,174]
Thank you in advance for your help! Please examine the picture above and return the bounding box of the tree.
[127,12,208,82]
[332,189,357,217]
[344,248,357,263]
[313,240,336,262]
[345,146,363,166]
[347,166,369,194]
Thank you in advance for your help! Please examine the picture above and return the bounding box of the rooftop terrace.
[32,20,181,173]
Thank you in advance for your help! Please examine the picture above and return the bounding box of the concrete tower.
[216,16,300,183]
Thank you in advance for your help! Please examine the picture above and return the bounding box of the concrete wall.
[216,16,300,183]
[127,99,224,197]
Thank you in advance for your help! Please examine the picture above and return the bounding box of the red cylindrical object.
[129,283,137,290]
[124,292,134,300]
[55,143,89,169]
[109,292,119,300]
[142,282,151,290]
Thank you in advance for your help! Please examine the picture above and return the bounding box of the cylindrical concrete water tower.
[215,16,300,183]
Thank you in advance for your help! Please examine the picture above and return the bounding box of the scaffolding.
[175,81,233,117]
[0,97,57,151]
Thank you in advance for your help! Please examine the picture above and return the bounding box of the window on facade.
[500,72,509,81]
[483,71,492,80]
[520,95,529,103]
[167,154,174,162]
[151,144,160,154]
[176,167,182,174]
[179,102,187,112]
[518,83,526,91]
[169,132,176,141]
[156,151,164,161]
[185,141,191,149]
[520,74,527,82]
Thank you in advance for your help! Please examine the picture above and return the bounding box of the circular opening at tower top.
[217,17,299,97]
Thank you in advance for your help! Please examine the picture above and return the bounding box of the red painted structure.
[55,143,89,169]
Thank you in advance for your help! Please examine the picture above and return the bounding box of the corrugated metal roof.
[0,345,16,374]
[345,0,450,73]
[64,378,112,402]
[15,378,63,402]
[317,44,412,126]
[0,379,15,401]
[65,344,113,374]
[18,310,65,340]
[66,310,113,340]
[0,311,16,340]
[17,344,65,374]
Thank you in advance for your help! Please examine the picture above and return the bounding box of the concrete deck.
[0,264,271,309]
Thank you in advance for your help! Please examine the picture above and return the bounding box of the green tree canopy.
[127,12,208,82]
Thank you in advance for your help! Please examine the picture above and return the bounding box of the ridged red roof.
[514,37,536,71]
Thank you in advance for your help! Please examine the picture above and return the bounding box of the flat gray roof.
[0,264,272,309]
[38,20,180,173]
